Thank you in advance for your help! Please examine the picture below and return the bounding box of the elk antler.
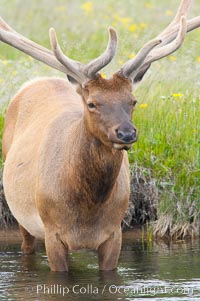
[118,0,200,84]
[0,16,67,73]
[49,27,117,83]
[0,16,117,84]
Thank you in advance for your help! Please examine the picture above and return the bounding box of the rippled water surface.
[0,230,200,300]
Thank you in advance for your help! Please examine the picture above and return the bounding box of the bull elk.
[0,0,199,271]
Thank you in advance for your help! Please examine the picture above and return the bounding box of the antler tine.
[0,16,67,74]
[83,27,118,78]
[49,28,87,83]
[49,27,118,82]
[142,16,187,69]
[1,16,117,84]
[173,0,193,23]
[133,16,188,84]
[133,12,200,83]
[156,0,193,46]
[118,0,200,84]
[187,16,200,31]
[118,0,192,80]
[0,16,14,32]
[120,38,162,78]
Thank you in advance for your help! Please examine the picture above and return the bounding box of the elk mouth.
[113,142,134,151]
[108,131,138,151]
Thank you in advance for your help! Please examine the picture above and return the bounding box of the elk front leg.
[19,224,36,255]
[45,229,69,272]
[98,229,122,271]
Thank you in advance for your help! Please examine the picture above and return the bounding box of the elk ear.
[133,64,151,85]
[131,64,151,91]
[67,75,78,85]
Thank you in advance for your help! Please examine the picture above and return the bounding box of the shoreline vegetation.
[0,0,199,240]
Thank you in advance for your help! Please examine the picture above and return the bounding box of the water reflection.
[0,230,200,300]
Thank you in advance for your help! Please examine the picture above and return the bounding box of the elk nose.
[116,128,137,143]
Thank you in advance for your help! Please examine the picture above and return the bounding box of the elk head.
[0,0,200,150]
[48,27,138,150]
[77,74,138,150]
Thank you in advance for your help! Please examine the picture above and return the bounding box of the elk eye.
[88,103,96,109]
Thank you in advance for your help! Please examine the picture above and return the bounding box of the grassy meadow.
[0,0,200,238]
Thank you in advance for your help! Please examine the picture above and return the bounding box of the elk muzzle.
[116,128,137,143]
[108,121,138,151]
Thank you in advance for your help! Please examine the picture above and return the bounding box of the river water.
[0,229,200,301]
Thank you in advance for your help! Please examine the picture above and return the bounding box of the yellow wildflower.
[172,93,183,98]
[118,60,124,65]
[169,55,177,61]
[12,70,17,76]
[0,78,4,84]
[140,103,148,109]
[111,22,117,27]
[140,23,147,30]
[100,73,106,79]
[114,15,131,27]
[81,2,93,13]
[119,17,131,24]
[129,24,138,32]
[196,57,200,63]
[129,53,136,59]
[2,60,8,66]
[113,14,120,21]
[145,2,153,9]
[166,10,173,16]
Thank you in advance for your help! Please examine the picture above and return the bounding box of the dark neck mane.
[71,119,123,205]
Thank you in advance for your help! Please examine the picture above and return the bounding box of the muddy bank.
[0,176,17,228]
[0,226,145,245]
[0,227,21,242]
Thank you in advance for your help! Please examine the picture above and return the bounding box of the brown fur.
[3,74,137,271]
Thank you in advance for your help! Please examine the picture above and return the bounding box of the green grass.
[0,0,200,236]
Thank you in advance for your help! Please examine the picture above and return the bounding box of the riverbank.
[0,227,21,243]
[0,227,145,245]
